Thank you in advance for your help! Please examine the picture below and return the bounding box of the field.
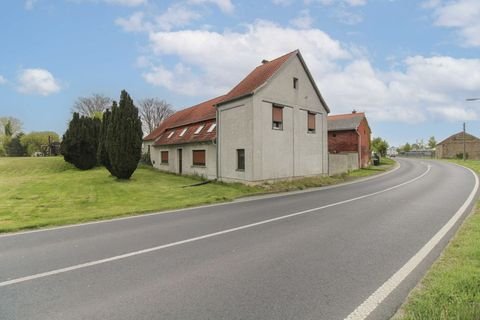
[0,157,394,233]
[397,159,480,319]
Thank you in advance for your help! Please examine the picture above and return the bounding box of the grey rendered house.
[143,50,331,183]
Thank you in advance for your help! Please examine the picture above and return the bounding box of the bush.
[61,113,101,170]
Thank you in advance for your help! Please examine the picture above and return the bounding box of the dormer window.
[207,123,216,133]
[179,128,188,137]
[194,125,204,134]
[167,131,175,139]
[293,77,298,89]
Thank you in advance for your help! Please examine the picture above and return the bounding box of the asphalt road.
[0,158,478,320]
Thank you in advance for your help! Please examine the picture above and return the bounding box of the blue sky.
[1,0,480,146]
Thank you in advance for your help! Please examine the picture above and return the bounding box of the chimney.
[261,59,269,64]
[352,109,357,114]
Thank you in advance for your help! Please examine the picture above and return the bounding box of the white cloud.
[427,0,480,46]
[272,0,293,6]
[188,0,234,13]
[290,10,314,29]
[116,5,202,32]
[17,68,61,96]
[25,0,38,10]
[0,75,6,85]
[144,20,350,96]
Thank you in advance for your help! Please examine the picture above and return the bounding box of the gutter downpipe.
[216,107,220,180]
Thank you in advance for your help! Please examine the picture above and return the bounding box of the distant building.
[436,131,480,160]
[327,111,371,168]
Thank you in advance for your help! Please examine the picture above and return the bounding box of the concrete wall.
[328,152,359,176]
[217,97,254,182]
[151,143,217,179]
[250,54,329,181]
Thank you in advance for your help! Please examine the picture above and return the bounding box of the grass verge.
[395,159,480,320]
[0,157,394,233]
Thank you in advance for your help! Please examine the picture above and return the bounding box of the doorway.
[178,149,183,174]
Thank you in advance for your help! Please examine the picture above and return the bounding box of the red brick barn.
[328,112,371,168]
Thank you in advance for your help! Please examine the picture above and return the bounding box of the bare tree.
[138,98,174,134]
[0,117,23,137]
[72,93,112,117]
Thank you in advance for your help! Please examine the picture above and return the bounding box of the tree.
[61,113,101,170]
[403,143,412,152]
[6,133,26,156]
[138,98,174,134]
[107,90,143,179]
[20,131,60,156]
[97,106,114,174]
[428,136,437,149]
[372,137,389,157]
[0,117,22,137]
[72,93,112,117]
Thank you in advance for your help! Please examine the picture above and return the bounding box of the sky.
[1,0,480,147]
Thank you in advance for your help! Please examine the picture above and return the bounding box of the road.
[0,158,478,320]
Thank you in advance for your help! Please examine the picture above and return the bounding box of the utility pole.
[463,122,466,161]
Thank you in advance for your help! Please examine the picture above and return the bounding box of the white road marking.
[0,164,430,288]
[344,166,479,320]
[0,160,401,239]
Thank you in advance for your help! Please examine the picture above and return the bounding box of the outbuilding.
[435,131,480,160]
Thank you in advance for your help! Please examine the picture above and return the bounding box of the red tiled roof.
[217,50,298,105]
[144,95,224,141]
[153,120,216,146]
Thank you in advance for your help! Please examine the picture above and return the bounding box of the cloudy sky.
[1,0,480,146]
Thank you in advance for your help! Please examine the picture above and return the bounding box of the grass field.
[397,159,480,320]
[0,156,394,233]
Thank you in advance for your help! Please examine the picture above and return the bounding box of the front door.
[178,149,182,175]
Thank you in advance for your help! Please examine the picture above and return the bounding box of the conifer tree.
[61,112,101,170]
[106,90,143,179]
[98,106,113,174]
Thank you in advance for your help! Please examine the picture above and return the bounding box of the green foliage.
[106,90,143,179]
[372,137,389,157]
[6,133,27,156]
[61,113,101,170]
[97,107,113,174]
[20,131,60,156]
[4,120,13,137]
[428,136,437,149]
[456,152,469,160]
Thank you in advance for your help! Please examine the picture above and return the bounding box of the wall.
[328,153,359,176]
[217,97,254,182]
[437,140,480,159]
[328,130,358,153]
[151,143,217,179]
[250,54,329,181]
[357,118,371,168]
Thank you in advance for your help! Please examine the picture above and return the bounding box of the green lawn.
[397,159,480,320]
[0,157,394,233]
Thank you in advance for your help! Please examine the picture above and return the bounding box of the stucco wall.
[250,55,329,181]
[329,153,359,176]
[151,143,217,179]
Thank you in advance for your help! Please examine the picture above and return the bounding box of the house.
[143,50,330,183]
[327,111,371,168]
[436,131,480,160]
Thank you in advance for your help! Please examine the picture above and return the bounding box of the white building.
[143,50,330,183]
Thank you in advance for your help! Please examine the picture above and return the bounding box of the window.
[192,150,206,166]
[237,149,245,171]
[194,125,204,134]
[161,151,168,164]
[272,105,283,130]
[308,112,316,133]
[207,123,216,133]
[293,77,298,89]
[167,131,175,139]
[147,145,151,154]
[179,128,188,137]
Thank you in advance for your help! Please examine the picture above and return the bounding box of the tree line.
[61,90,143,180]
[397,136,436,153]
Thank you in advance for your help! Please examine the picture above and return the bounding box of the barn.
[436,131,480,160]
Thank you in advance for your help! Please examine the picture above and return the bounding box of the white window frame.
[194,125,205,134]
[207,123,216,133]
